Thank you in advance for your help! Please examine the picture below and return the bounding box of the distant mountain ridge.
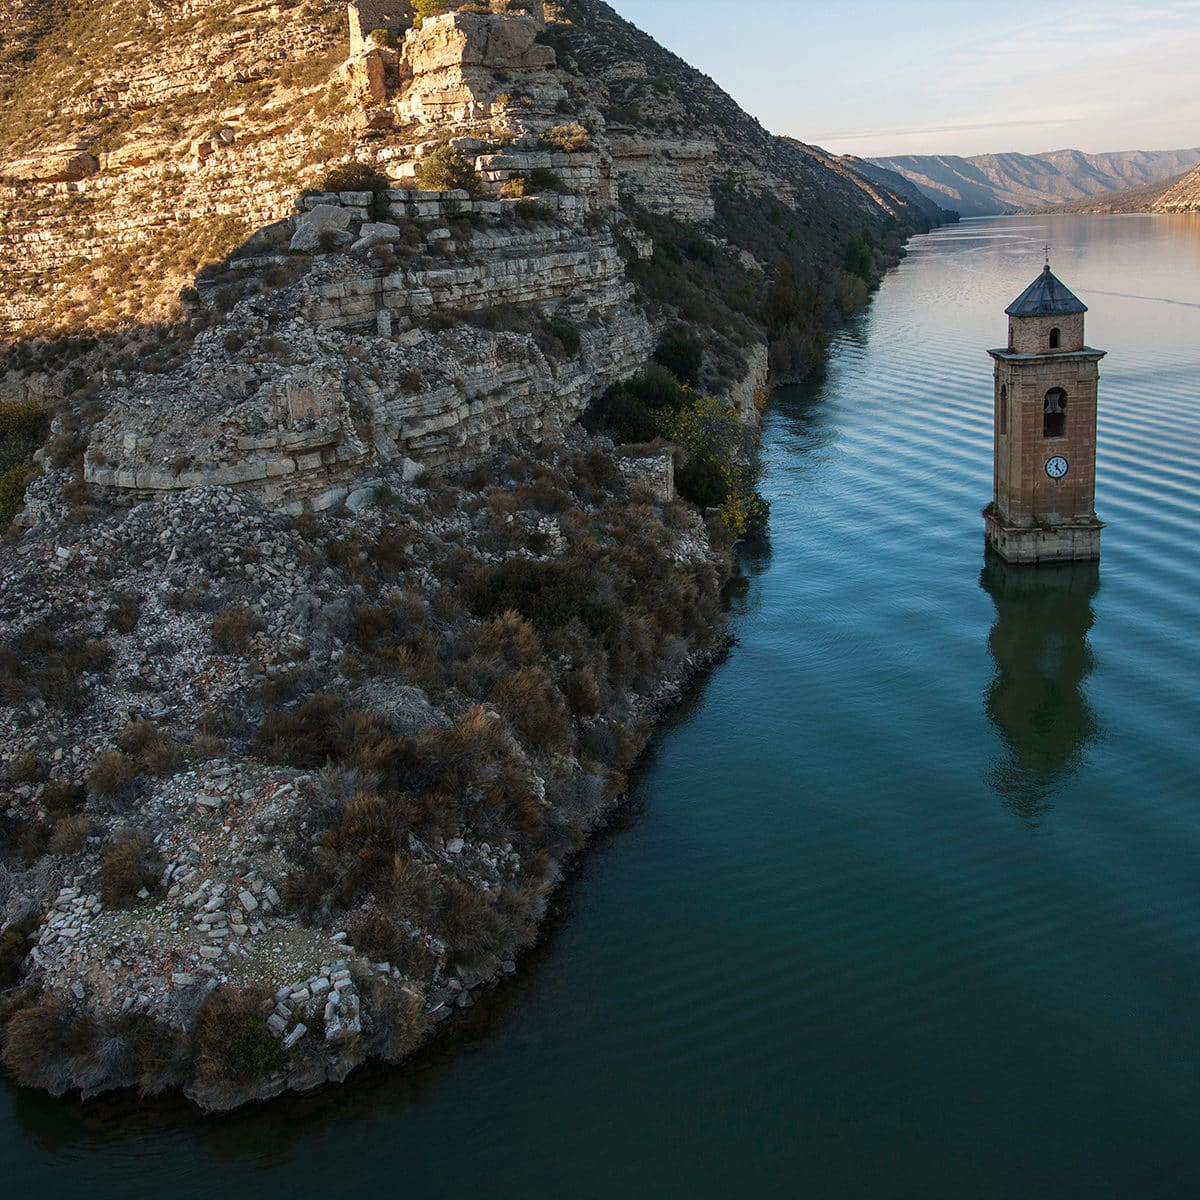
[868,147,1200,216]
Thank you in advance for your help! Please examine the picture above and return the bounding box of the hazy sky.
[606,0,1200,158]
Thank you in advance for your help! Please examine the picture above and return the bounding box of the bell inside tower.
[1043,388,1067,438]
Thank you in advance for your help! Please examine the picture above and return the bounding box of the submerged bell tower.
[985,261,1106,564]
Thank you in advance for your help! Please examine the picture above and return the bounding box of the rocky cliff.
[871,147,1200,217]
[3,0,935,508]
[1152,163,1200,212]
[0,0,935,1111]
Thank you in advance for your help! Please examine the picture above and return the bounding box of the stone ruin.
[348,0,415,55]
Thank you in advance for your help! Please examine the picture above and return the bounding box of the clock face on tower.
[1045,455,1069,480]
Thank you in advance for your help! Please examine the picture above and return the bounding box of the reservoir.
[4,213,1200,1197]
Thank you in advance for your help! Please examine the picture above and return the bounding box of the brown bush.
[48,814,89,856]
[9,753,42,783]
[367,980,431,1064]
[41,778,86,813]
[0,922,33,989]
[561,663,603,717]
[491,668,573,757]
[439,876,506,968]
[212,605,260,653]
[86,749,138,800]
[0,995,99,1095]
[99,832,160,907]
[349,909,438,982]
[106,592,141,634]
[117,719,184,776]
[119,1015,190,1096]
[0,626,111,711]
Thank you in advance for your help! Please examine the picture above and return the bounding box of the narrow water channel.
[5,213,1200,1198]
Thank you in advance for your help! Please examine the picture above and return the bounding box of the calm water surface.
[5,214,1200,1197]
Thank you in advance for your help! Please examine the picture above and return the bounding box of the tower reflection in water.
[979,555,1101,822]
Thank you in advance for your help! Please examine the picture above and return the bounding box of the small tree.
[413,0,449,28]
[414,145,483,196]
[541,123,591,153]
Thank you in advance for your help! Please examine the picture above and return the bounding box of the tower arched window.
[1049,327,1061,349]
[1044,388,1067,438]
[999,384,1008,433]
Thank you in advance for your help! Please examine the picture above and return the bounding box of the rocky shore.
[2,444,732,1109]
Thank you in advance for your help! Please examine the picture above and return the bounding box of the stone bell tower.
[985,261,1106,564]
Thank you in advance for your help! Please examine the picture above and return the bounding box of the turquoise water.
[4,214,1200,1197]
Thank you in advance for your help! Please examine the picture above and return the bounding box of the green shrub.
[843,231,874,281]
[675,453,727,508]
[319,161,389,194]
[633,363,686,411]
[498,175,531,199]
[656,395,769,538]
[0,399,47,475]
[540,316,580,356]
[527,167,561,192]
[652,335,703,387]
[412,0,448,26]
[465,558,618,640]
[317,161,392,220]
[414,146,482,196]
[513,199,552,222]
[192,988,283,1084]
[0,463,37,532]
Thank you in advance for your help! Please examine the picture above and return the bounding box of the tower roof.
[1005,264,1087,317]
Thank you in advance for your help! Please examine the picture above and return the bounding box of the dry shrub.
[561,663,603,717]
[0,922,34,989]
[117,719,184,776]
[439,876,505,968]
[257,693,344,767]
[106,592,141,634]
[86,749,138,800]
[0,995,99,1095]
[190,733,227,760]
[48,814,89,856]
[41,778,86,813]
[349,909,438,981]
[492,668,573,756]
[0,626,111,710]
[370,983,431,1064]
[9,753,42,783]
[99,832,160,907]
[460,611,543,672]
[541,122,591,153]
[212,605,260,654]
[191,988,282,1085]
[119,1016,190,1096]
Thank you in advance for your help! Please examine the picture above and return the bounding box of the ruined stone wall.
[348,0,414,55]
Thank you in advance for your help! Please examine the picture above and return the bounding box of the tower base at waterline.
[984,508,1102,565]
